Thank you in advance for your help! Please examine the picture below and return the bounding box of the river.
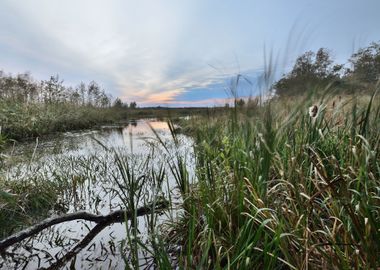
[0,119,194,269]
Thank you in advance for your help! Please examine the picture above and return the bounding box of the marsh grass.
[161,87,380,269]
[0,100,220,141]
[0,178,59,239]
[0,101,128,141]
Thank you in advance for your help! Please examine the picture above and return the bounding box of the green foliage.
[167,93,380,269]
[275,48,342,96]
[275,42,380,97]
[347,41,380,84]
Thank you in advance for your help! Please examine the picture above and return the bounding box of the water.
[0,119,194,269]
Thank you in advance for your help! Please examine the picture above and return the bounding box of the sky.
[0,0,379,107]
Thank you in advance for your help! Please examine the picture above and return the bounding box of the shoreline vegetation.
[0,100,220,142]
[1,41,380,269]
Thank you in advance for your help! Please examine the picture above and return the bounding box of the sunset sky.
[1,0,379,106]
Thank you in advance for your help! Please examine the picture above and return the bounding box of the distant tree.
[129,101,137,109]
[43,75,65,103]
[0,69,114,108]
[69,88,81,106]
[98,92,111,108]
[76,82,87,105]
[113,98,123,108]
[289,51,316,79]
[347,41,380,83]
[274,48,342,96]
[15,73,31,103]
[0,72,39,103]
[236,98,245,107]
[87,81,101,106]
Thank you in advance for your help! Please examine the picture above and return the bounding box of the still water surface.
[1,119,194,269]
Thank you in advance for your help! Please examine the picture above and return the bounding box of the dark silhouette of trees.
[346,41,380,83]
[274,42,380,97]
[236,98,245,107]
[113,97,123,108]
[129,101,137,109]
[274,48,342,96]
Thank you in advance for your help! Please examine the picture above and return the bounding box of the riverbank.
[0,100,222,142]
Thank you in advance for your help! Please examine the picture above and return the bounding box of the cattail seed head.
[309,105,318,118]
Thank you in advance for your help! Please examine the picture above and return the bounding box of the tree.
[274,48,342,96]
[98,92,111,108]
[43,75,65,103]
[347,41,380,83]
[236,98,245,107]
[0,69,116,108]
[69,89,81,106]
[129,101,137,109]
[113,98,123,108]
[87,81,101,106]
[76,82,87,105]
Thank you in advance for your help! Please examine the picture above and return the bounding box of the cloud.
[1,1,379,106]
[0,0,263,105]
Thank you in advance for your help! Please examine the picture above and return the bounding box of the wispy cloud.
[1,0,379,105]
[0,0,263,104]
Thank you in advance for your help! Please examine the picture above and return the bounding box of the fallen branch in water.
[0,200,169,252]
[42,222,109,270]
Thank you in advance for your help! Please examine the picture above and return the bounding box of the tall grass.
[0,101,129,141]
[164,89,380,269]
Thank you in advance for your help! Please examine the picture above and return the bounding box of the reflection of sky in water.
[55,120,171,157]
[6,120,173,161]
[2,119,193,269]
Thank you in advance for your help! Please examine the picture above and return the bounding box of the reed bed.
[162,90,380,269]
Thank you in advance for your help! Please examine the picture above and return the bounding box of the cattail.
[309,105,318,118]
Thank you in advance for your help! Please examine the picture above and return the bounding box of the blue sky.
[0,0,379,106]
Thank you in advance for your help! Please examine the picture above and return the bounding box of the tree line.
[0,72,137,108]
[274,41,380,96]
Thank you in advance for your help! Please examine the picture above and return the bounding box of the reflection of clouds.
[148,121,169,130]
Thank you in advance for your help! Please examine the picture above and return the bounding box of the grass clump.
[165,91,380,269]
[0,177,61,238]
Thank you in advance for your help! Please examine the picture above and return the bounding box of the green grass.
[0,177,61,238]
[162,91,380,269]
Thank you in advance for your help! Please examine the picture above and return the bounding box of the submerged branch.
[42,222,108,270]
[0,200,169,252]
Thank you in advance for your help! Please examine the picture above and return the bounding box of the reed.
[162,88,380,269]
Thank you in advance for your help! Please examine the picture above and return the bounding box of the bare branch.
[0,200,168,252]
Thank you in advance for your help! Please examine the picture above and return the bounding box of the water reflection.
[1,119,194,269]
